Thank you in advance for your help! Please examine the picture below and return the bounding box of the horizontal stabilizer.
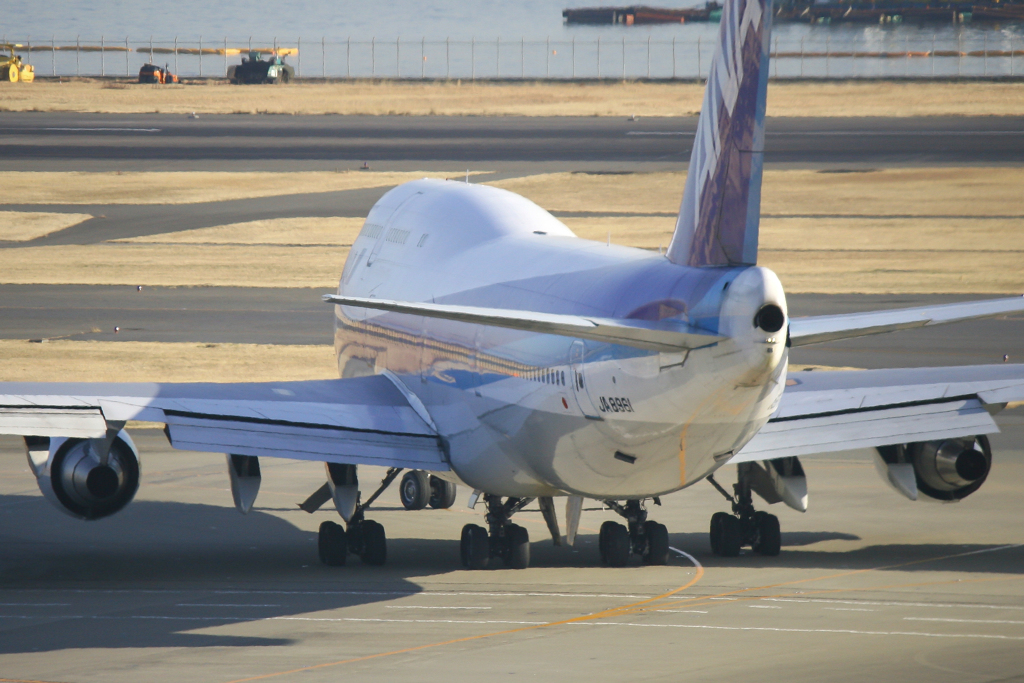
[323,294,725,352]
[789,296,1024,347]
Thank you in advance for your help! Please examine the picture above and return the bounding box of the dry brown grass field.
[2,80,1023,117]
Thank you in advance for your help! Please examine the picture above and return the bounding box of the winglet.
[666,0,774,268]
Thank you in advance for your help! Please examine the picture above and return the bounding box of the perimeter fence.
[10,34,1024,80]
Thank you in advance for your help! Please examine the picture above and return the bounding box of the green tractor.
[1,44,35,83]
[228,50,295,84]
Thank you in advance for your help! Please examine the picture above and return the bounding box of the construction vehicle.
[1,44,35,82]
[138,63,179,84]
[228,50,295,84]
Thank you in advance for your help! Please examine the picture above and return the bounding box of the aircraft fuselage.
[334,179,788,499]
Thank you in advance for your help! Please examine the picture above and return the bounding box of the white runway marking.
[41,127,162,133]
[582,622,1024,640]
[386,606,492,610]
[626,130,1024,137]
[825,608,876,612]
[176,603,281,607]
[749,605,782,609]
[761,597,1024,611]
[905,617,1024,625]
[659,610,709,614]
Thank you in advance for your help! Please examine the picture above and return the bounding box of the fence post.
[646,36,650,79]
[101,36,105,76]
[174,36,177,76]
[199,36,203,77]
[77,35,80,76]
[671,36,675,79]
[496,36,500,78]
[324,37,327,79]
[397,37,400,78]
[598,36,602,78]
[125,37,129,76]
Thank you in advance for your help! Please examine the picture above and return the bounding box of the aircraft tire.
[461,523,489,569]
[643,521,670,565]
[399,470,431,510]
[598,520,617,563]
[718,515,743,557]
[504,523,530,569]
[318,520,347,566]
[604,522,630,568]
[753,512,781,556]
[709,511,730,556]
[360,520,387,565]
[428,476,457,509]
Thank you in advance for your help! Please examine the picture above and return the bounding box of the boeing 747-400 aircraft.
[3,0,1023,570]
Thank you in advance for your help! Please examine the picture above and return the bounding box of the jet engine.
[873,436,991,502]
[24,432,141,520]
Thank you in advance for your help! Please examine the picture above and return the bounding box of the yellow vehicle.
[1,44,35,82]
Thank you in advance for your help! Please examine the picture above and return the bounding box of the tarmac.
[0,111,1022,683]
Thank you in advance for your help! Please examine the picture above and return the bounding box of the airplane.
[3,0,1024,571]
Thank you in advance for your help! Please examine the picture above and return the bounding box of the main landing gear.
[460,495,532,570]
[599,499,670,567]
[707,465,781,557]
[317,467,401,567]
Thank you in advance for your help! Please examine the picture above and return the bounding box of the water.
[10,0,1024,79]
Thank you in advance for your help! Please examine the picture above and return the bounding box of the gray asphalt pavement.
[2,112,1023,170]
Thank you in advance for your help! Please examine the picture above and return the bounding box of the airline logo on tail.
[667,0,773,268]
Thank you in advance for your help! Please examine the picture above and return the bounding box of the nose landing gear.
[599,499,670,567]
[707,467,781,557]
[460,495,533,569]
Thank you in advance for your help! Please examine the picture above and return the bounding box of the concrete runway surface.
[0,423,1022,683]
[2,113,1024,171]
[1,111,1023,682]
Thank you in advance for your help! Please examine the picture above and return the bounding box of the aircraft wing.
[789,296,1024,347]
[0,375,448,471]
[731,364,1024,463]
[323,294,725,352]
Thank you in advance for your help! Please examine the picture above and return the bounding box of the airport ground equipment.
[228,51,294,84]
[138,63,179,84]
[1,44,34,82]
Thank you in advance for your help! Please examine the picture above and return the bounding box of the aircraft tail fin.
[665,0,774,268]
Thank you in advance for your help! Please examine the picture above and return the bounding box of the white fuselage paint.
[333,179,788,499]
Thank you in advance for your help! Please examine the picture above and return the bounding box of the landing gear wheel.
[643,521,669,565]
[715,514,743,557]
[603,522,630,567]
[318,520,347,566]
[709,511,729,556]
[598,520,617,563]
[460,523,489,569]
[753,512,781,556]
[504,523,530,569]
[399,470,431,510]
[360,519,387,565]
[428,476,457,509]
[6,65,18,82]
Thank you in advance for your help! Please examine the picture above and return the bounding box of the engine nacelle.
[25,431,141,520]
[874,436,991,503]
